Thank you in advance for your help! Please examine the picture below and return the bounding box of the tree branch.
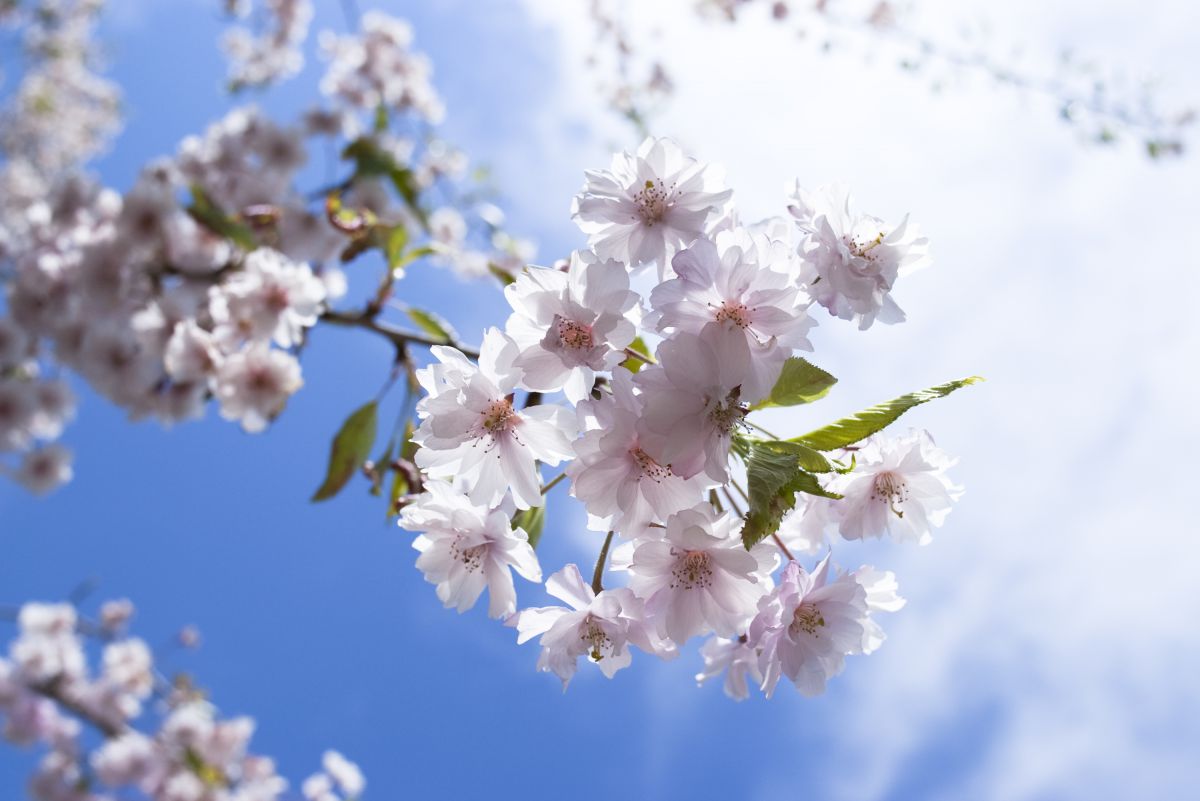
[320,309,480,359]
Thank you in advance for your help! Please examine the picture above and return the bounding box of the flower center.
[556,317,594,350]
[631,447,671,482]
[480,398,516,435]
[670,550,713,590]
[263,283,291,313]
[871,471,909,518]
[633,178,672,227]
[706,387,746,435]
[580,615,612,662]
[845,231,885,260]
[713,301,752,329]
[247,366,278,393]
[450,538,487,572]
[789,602,826,637]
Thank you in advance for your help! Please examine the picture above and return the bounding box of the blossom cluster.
[397,136,966,699]
[0,5,533,494]
[0,598,365,801]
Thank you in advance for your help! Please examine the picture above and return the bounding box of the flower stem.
[541,471,567,495]
[770,532,796,562]
[622,346,656,365]
[591,531,615,594]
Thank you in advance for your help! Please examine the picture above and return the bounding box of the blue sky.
[3,1,1199,799]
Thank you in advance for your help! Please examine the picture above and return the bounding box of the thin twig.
[540,471,567,496]
[771,532,796,563]
[320,309,480,359]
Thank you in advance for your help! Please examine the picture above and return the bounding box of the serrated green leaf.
[312,402,378,502]
[753,439,833,472]
[512,505,546,549]
[792,376,983,452]
[406,308,454,344]
[186,185,256,250]
[742,444,841,549]
[752,357,837,409]
[620,336,651,374]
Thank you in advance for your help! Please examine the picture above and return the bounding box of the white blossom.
[572,136,731,275]
[214,343,303,433]
[627,504,776,645]
[505,251,641,404]
[634,326,749,482]
[399,481,542,618]
[509,564,667,688]
[567,367,706,536]
[651,229,814,398]
[834,430,962,545]
[695,635,763,701]
[789,182,930,329]
[414,328,574,510]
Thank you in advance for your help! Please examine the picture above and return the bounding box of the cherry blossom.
[567,367,707,536]
[505,251,641,404]
[694,636,764,701]
[215,343,303,433]
[749,557,900,698]
[572,136,731,275]
[214,247,326,348]
[414,328,575,510]
[399,481,543,618]
[635,326,750,482]
[789,182,930,330]
[651,229,815,398]
[627,504,776,645]
[509,564,667,688]
[835,430,962,545]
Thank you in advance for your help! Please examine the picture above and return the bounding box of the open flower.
[568,368,707,537]
[572,136,731,275]
[833,430,962,545]
[414,328,574,509]
[789,182,929,330]
[509,564,666,689]
[505,251,641,404]
[399,481,542,619]
[635,326,750,482]
[627,504,776,645]
[651,229,814,399]
[750,557,882,698]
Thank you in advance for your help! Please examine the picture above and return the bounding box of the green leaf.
[488,263,516,285]
[373,103,389,134]
[342,137,428,228]
[186,185,256,250]
[752,357,837,409]
[312,402,379,502]
[753,439,833,473]
[407,308,455,344]
[620,337,651,374]
[393,244,439,271]
[792,376,983,452]
[512,505,546,549]
[742,444,841,549]
[383,224,408,268]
